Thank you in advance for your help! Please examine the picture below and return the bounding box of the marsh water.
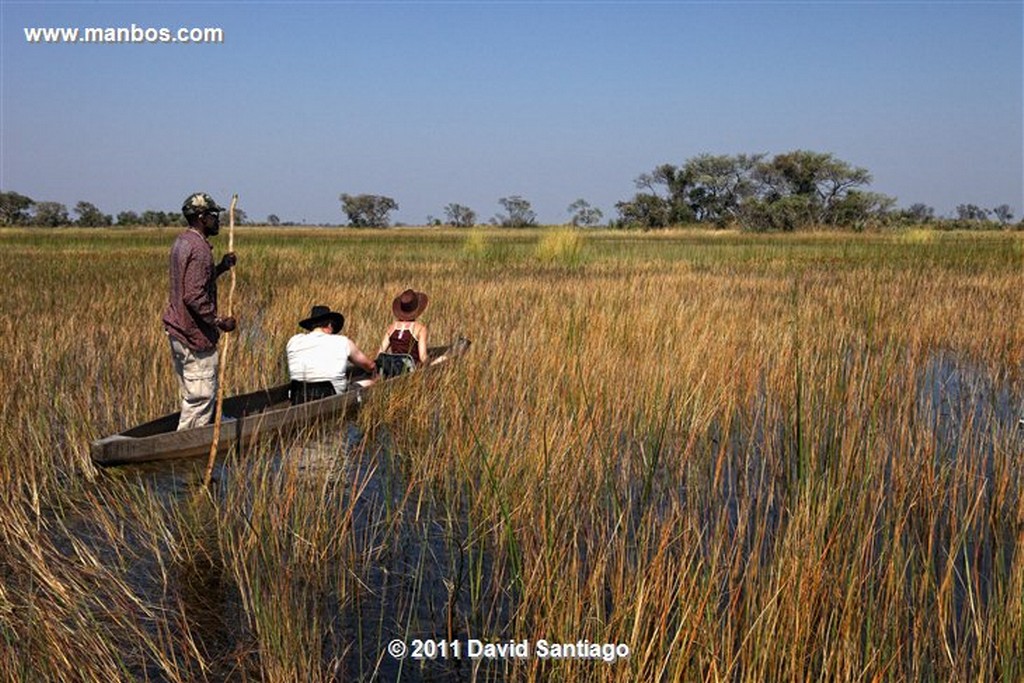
[102,422,497,681]
[73,349,1023,681]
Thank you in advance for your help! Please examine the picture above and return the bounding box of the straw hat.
[392,289,428,321]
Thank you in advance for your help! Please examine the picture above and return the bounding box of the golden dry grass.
[0,226,1022,681]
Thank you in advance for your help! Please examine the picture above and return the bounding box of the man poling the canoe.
[162,192,238,432]
[84,202,473,469]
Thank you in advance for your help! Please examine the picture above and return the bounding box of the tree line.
[0,193,256,228]
[613,151,1017,231]
[2,149,1018,231]
[341,150,1018,231]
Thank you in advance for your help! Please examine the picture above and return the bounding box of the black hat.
[299,305,344,333]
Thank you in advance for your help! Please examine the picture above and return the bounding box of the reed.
[0,227,1021,681]
[534,227,585,267]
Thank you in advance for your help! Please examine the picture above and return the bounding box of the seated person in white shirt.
[286,305,376,405]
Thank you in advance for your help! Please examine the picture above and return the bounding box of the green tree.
[567,199,603,227]
[339,193,399,227]
[140,210,182,226]
[74,201,112,227]
[738,195,820,232]
[141,210,164,226]
[116,211,141,225]
[0,191,34,225]
[992,204,1014,225]
[901,203,935,223]
[732,150,887,230]
[615,193,673,230]
[32,201,71,227]
[955,204,989,222]
[621,150,889,231]
[754,150,873,226]
[633,163,695,224]
[495,195,537,228]
[682,153,763,224]
[267,214,281,226]
[825,191,895,230]
[443,203,476,227]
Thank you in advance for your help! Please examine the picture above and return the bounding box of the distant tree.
[761,150,867,199]
[339,193,399,227]
[619,149,887,231]
[140,210,182,227]
[495,195,536,227]
[231,207,248,225]
[730,150,879,230]
[992,204,1014,225]
[635,163,688,200]
[955,204,989,222]
[824,191,895,230]
[444,203,476,228]
[74,201,112,227]
[116,210,141,226]
[903,203,935,223]
[140,210,164,226]
[758,151,873,225]
[737,194,816,232]
[32,201,71,227]
[615,193,673,230]
[0,191,34,225]
[632,163,695,224]
[682,153,763,225]
[567,199,603,227]
[267,214,281,226]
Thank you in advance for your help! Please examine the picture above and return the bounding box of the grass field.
[1,226,1022,681]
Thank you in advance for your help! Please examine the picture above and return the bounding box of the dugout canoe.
[90,337,470,467]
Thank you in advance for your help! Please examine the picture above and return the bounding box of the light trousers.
[168,336,218,430]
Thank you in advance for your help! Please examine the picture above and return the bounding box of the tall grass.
[534,227,585,267]
[0,227,1022,681]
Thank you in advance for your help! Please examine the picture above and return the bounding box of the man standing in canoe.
[162,192,238,430]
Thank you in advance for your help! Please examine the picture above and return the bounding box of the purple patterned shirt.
[162,228,221,351]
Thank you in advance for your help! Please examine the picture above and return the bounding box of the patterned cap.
[181,192,226,218]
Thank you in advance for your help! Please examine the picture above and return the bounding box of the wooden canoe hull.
[90,338,469,467]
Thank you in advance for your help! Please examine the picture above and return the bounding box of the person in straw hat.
[286,305,376,405]
[376,288,429,377]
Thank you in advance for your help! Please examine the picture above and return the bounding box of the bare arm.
[378,322,395,355]
[349,344,376,374]
[416,323,429,366]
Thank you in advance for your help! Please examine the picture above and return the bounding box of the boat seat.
[288,380,336,406]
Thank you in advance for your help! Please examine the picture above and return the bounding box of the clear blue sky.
[2,1,1021,225]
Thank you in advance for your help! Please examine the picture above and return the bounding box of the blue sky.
[2,1,1021,225]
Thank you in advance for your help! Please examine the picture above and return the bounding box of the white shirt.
[286,330,353,395]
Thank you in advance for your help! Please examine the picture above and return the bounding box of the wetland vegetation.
[1,227,1021,681]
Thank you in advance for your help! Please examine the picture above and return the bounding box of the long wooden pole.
[203,194,238,489]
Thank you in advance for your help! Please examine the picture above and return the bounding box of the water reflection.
[916,348,1022,455]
